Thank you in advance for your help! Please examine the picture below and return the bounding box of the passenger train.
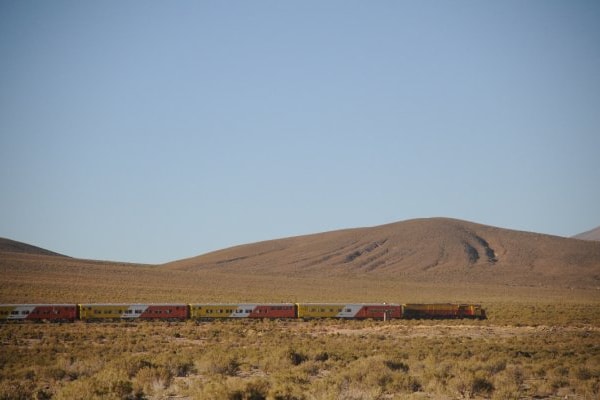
[0,302,486,322]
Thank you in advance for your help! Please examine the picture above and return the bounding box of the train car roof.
[296,303,401,306]
[0,304,77,307]
[78,303,188,306]
[189,303,296,306]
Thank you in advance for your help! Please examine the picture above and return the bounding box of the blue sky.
[1,1,599,263]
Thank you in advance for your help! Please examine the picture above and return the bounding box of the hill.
[164,218,600,289]
[2,218,600,304]
[573,226,600,241]
[0,237,67,257]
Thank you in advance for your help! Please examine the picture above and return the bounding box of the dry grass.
[1,262,599,399]
[1,219,600,399]
[1,320,598,399]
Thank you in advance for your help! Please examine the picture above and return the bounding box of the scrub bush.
[1,311,599,399]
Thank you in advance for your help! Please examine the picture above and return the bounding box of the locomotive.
[0,302,486,322]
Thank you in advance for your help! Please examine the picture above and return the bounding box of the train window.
[135,310,142,314]
[245,309,251,313]
[166,310,171,314]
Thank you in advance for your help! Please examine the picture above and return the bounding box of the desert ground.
[1,260,598,399]
[0,312,598,399]
[1,219,599,399]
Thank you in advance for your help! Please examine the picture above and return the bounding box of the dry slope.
[164,218,600,288]
[573,226,600,241]
[0,238,66,257]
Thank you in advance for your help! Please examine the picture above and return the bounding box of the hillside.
[0,237,66,257]
[573,226,600,241]
[164,218,600,288]
[2,218,600,304]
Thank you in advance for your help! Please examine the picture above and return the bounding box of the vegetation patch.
[1,315,599,399]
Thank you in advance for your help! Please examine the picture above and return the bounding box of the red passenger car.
[248,304,297,318]
[0,304,78,322]
[139,304,189,320]
[352,304,403,320]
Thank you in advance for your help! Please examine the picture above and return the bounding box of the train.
[0,302,486,322]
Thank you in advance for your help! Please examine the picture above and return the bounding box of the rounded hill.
[163,218,600,288]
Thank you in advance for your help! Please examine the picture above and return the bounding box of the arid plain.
[1,218,599,399]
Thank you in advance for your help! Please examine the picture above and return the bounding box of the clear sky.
[1,1,599,264]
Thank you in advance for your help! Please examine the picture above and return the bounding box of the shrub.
[471,376,494,396]
[133,366,172,395]
[270,383,306,400]
[384,359,409,372]
[242,379,270,400]
[0,380,33,400]
[204,353,241,376]
[314,351,329,362]
[287,349,308,366]
[575,366,592,381]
